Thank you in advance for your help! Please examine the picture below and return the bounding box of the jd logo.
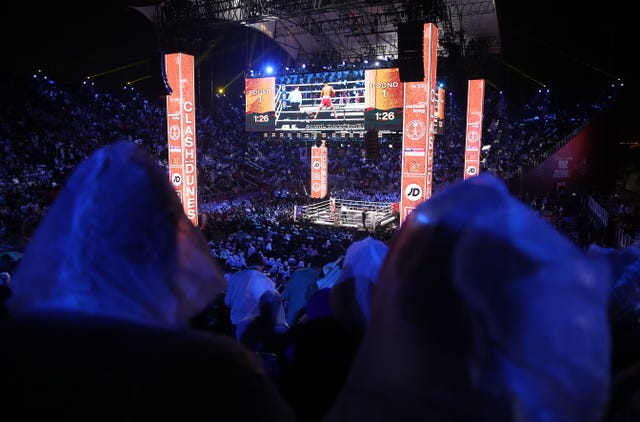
[171,173,182,186]
[466,166,477,175]
[313,161,321,169]
[405,183,422,201]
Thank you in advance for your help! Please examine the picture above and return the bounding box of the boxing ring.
[294,198,398,231]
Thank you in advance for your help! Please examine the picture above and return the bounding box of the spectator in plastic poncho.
[326,173,613,422]
[0,142,294,422]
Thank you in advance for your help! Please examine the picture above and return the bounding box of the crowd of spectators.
[3,140,639,421]
[0,69,631,261]
[1,68,640,421]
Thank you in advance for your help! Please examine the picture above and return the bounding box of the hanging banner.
[165,52,198,226]
[320,143,328,198]
[434,86,446,136]
[424,23,438,199]
[400,81,428,224]
[399,23,438,225]
[463,79,485,179]
[310,143,328,198]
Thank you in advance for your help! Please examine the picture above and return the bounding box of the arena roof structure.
[145,0,501,65]
[1,1,633,100]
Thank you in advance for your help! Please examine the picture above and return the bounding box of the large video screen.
[245,67,404,133]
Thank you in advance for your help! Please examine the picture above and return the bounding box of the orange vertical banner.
[400,81,428,224]
[320,143,328,198]
[434,86,445,135]
[165,52,198,226]
[437,86,445,121]
[399,23,438,225]
[310,143,328,199]
[463,79,485,179]
[424,23,438,200]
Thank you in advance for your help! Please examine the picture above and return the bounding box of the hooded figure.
[0,141,294,421]
[330,236,388,338]
[325,173,612,422]
[237,289,289,350]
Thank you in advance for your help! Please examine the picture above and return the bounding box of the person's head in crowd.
[330,236,388,337]
[7,141,227,328]
[309,253,325,271]
[317,255,344,290]
[306,287,333,321]
[246,251,265,270]
[0,271,10,289]
[236,289,288,343]
[0,253,18,273]
[325,172,612,422]
[0,271,12,319]
[258,289,287,325]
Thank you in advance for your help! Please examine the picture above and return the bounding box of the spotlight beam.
[490,55,547,88]
[86,59,148,80]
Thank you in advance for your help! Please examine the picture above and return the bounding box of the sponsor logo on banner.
[169,125,181,141]
[404,147,426,157]
[409,160,421,173]
[466,166,477,176]
[171,173,182,186]
[467,130,480,143]
[312,182,321,192]
[405,183,422,201]
[405,120,426,141]
[403,207,415,220]
[313,160,321,169]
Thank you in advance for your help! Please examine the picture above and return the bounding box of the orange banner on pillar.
[400,81,428,224]
[310,143,328,199]
[463,79,485,180]
[165,52,198,226]
[434,86,445,135]
[399,23,438,225]
[424,23,438,200]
